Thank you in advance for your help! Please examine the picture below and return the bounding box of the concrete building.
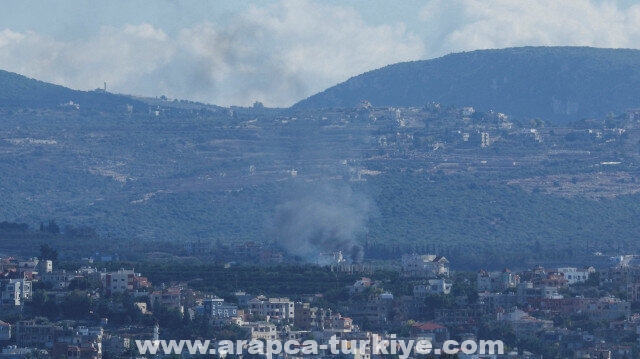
[248,297,295,321]
[102,269,150,296]
[555,267,595,285]
[203,298,238,318]
[1,279,31,306]
[401,254,449,278]
[413,278,453,298]
[478,269,520,292]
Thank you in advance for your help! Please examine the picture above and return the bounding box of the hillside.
[0,70,146,112]
[1,68,640,269]
[293,47,640,124]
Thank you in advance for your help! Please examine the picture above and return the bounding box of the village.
[0,250,637,358]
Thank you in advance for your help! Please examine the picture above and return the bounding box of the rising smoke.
[269,182,372,263]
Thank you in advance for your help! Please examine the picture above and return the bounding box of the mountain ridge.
[0,69,149,112]
[293,46,640,124]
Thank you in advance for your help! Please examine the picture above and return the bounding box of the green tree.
[39,243,58,262]
[60,291,91,319]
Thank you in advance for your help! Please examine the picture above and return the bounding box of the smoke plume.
[269,183,371,263]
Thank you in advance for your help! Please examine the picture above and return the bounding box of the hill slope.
[0,70,146,112]
[293,47,640,124]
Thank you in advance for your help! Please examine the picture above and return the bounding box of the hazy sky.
[2,0,640,107]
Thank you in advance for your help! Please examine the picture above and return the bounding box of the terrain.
[1,47,640,269]
[294,47,640,124]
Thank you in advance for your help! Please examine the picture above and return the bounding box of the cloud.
[0,0,424,107]
[0,24,175,93]
[3,0,640,107]
[419,0,640,56]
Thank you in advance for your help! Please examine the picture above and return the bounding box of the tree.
[39,243,58,262]
[60,291,91,320]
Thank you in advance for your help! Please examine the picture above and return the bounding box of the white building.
[477,269,520,292]
[1,279,31,306]
[248,297,295,321]
[413,279,453,298]
[102,269,149,295]
[203,298,239,318]
[401,254,449,278]
[245,322,277,340]
[556,267,595,285]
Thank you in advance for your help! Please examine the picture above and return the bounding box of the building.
[245,322,277,340]
[203,298,239,318]
[401,254,449,278]
[39,270,77,290]
[497,308,554,339]
[349,278,377,294]
[248,297,295,321]
[411,322,450,347]
[555,267,595,285]
[150,289,182,314]
[413,279,453,298]
[477,269,519,292]
[294,302,318,330]
[348,293,393,329]
[1,279,31,306]
[102,269,150,296]
[0,321,11,341]
[15,320,61,349]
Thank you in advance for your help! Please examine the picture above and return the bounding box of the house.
[577,297,630,321]
[401,254,449,278]
[39,270,77,290]
[497,308,553,339]
[347,293,393,329]
[516,281,563,305]
[413,278,452,298]
[411,322,450,346]
[329,313,353,333]
[51,326,103,359]
[477,269,519,292]
[102,269,150,296]
[349,277,377,294]
[202,298,239,318]
[244,322,277,340]
[150,289,182,314]
[555,267,595,285]
[17,258,39,276]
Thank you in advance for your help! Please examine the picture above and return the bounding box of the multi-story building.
[248,297,295,321]
[477,269,519,292]
[15,320,62,349]
[0,279,31,306]
[400,254,449,278]
[555,267,595,285]
[203,298,239,318]
[102,269,150,296]
[39,270,77,290]
[413,278,453,298]
[245,322,277,340]
[294,302,319,330]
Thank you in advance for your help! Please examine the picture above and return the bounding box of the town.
[0,247,637,358]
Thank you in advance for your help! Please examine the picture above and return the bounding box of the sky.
[2,0,640,107]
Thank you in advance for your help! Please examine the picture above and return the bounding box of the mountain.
[0,70,146,112]
[293,47,640,124]
[3,65,640,268]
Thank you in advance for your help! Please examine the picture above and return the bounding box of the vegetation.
[2,57,640,269]
[294,47,640,124]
